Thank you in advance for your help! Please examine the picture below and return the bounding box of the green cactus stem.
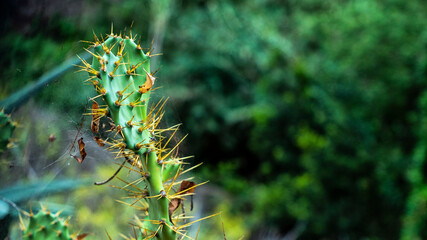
[80,28,199,239]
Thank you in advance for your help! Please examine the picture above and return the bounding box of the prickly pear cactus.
[22,209,73,240]
[0,110,16,153]
[79,28,202,239]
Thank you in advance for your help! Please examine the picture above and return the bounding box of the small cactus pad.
[23,209,72,240]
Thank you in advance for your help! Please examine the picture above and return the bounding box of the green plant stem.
[143,151,175,239]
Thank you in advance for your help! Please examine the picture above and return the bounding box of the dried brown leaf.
[179,180,196,194]
[168,180,196,223]
[75,137,87,163]
[94,136,105,147]
[168,198,180,221]
[91,101,100,134]
[48,134,56,142]
[73,155,83,163]
[76,233,90,239]
[139,68,156,94]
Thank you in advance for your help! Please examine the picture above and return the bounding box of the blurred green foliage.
[1,0,427,239]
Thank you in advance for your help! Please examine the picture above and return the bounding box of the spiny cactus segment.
[79,26,206,239]
[0,110,16,153]
[21,208,85,240]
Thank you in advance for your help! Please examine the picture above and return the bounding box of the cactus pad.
[22,209,73,240]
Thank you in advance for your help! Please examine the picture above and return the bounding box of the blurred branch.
[0,52,91,114]
[149,0,173,72]
[0,178,91,204]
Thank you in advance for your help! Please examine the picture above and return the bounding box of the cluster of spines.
[80,26,213,240]
[20,207,84,240]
